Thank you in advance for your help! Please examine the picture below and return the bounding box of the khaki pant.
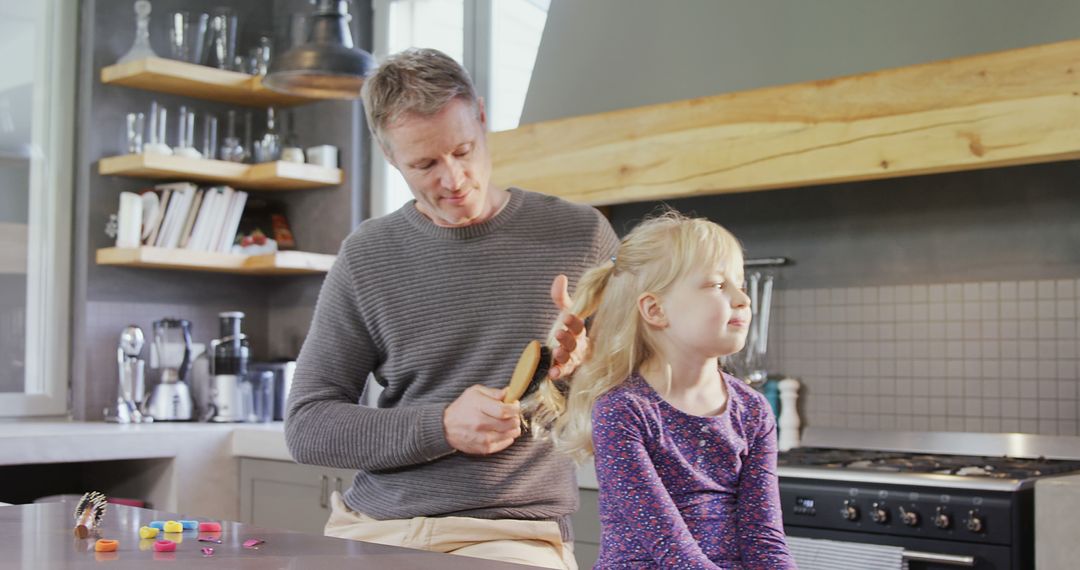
[325,492,577,569]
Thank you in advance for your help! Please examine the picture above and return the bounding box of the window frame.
[0,0,75,417]
[369,0,545,218]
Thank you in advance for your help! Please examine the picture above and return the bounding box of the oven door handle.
[902,549,975,567]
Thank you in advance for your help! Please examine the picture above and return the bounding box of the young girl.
[530,211,795,569]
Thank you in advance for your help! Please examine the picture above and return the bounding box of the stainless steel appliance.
[250,360,295,421]
[145,318,194,421]
[107,325,151,424]
[778,431,1080,569]
[208,311,250,422]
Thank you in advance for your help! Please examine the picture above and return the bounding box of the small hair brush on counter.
[73,491,108,538]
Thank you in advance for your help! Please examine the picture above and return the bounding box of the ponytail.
[522,260,616,436]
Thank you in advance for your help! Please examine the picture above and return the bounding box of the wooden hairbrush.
[503,340,552,403]
[73,491,108,538]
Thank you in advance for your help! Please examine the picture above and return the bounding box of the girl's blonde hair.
[525,209,744,462]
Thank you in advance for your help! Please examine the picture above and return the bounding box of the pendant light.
[264,0,376,99]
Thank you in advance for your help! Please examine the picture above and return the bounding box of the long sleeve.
[284,247,455,472]
[734,410,796,568]
[282,188,607,533]
[593,402,721,570]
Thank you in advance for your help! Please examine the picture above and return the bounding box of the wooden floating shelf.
[96,247,335,276]
[99,154,343,190]
[490,38,1080,206]
[100,57,327,107]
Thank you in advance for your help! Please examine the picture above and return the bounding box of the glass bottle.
[220,110,244,162]
[255,107,281,163]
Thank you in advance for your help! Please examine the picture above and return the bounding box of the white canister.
[306,145,338,169]
[281,146,305,163]
[116,192,143,248]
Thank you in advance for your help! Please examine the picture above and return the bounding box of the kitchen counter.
[0,502,534,569]
[0,420,602,518]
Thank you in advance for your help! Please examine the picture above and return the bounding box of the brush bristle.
[520,346,553,399]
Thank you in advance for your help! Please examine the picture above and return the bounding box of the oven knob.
[965,511,985,533]
[934,507,952,529]
[841,500,860,521]
[899,506,920,527]
[871,502,889,524]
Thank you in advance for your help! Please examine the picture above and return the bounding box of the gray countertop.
[0,502,536,569]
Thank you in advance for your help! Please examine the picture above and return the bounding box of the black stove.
[780,447,1080,480]
[777,447,1080,569]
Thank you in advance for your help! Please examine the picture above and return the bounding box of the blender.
[145,318,194,421]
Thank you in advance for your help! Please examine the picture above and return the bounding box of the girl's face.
[654,263,751,360]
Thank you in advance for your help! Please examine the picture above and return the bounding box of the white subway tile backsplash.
[1059,321,1078,340]
[1058,280,1077,299]
[1060,380,1078,400]
[1037,280,1056,299]
[963,301,981,321]
[1036,319,1054,338]
[1037,379,1058,399]
[1018,281,1037,300]
[1038,300,1057,320]
[1059,300,1076,319]
[1059,401,1078,421]
[771,276,1080,436]
[929,284,946,302]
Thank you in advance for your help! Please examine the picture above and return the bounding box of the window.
[489,0,549,132]
[369,0,549,217]
[0,0,75,416]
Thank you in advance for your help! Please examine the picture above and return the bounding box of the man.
[285,48,618,569]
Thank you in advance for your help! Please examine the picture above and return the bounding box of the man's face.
[381,98,499,227]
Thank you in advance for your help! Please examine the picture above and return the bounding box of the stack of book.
[141,182,249,253]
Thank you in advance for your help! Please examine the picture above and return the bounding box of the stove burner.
[778,447,1080,480]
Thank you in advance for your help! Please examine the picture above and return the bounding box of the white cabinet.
[571,488,601,569]
[239,457,605,569]
[238,458,355,535]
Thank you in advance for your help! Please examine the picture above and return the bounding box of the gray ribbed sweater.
[285,188,618,541]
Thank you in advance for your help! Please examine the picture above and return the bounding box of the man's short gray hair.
[360,48,479,149]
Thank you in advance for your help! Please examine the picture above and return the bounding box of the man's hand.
[443,385,522,455]
[549,274,587,380]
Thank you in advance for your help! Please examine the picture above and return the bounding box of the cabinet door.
[239,458,355,535]
[571,489,601,569]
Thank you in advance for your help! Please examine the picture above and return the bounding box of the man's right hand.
[443,385,522,455]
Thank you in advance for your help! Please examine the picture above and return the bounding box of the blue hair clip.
[610,256,617,264]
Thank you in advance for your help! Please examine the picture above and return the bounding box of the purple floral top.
[591,372,795,569]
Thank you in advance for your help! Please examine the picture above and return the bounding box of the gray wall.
[70,0,371,419]
[523,0,1080,435]
[524,0,1080,122]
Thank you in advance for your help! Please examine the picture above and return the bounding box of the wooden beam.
[490,39,1080,205]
